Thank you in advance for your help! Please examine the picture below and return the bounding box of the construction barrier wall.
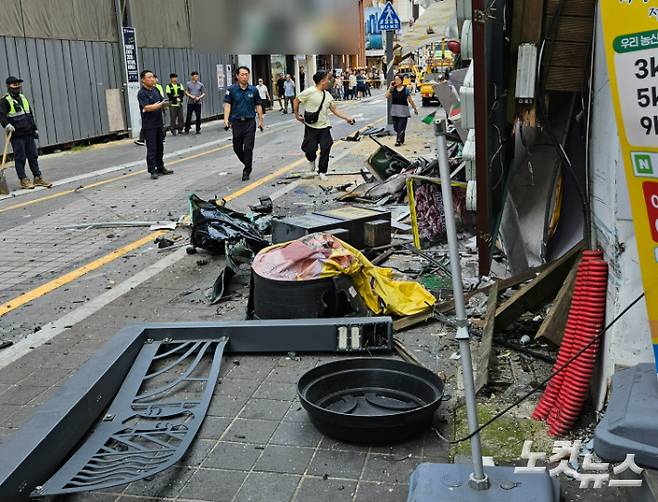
[0,0,232,148]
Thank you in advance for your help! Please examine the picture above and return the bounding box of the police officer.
[0,76,51,190]
[166,73,185,135]
[136,75,166,146]
[223,66,264,181]
[137,69,173,180]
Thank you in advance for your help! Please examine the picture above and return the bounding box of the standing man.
[343,70,351,100]
[294,71,355,181]
[137,70,173,179]
[276,73,285,112]
[299,65,306,92]
[184,71,205,134]
[0,76,51,189]
[135,74,166,145]
[283,74,296,114]
[224,66,264,181]
[166,73,185,135]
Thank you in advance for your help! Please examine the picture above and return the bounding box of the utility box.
[272,206,391,249]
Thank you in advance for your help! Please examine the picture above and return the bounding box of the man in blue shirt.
[137,70,174,180]
[224,66,264,181]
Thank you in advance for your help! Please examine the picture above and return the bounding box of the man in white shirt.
[256,78,271,114]
[293,71,355,181]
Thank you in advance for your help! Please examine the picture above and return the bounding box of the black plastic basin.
[298,358,444,443]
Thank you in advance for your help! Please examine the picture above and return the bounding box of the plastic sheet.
[252,233,436,317]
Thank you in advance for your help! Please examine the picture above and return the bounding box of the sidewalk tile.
[202,441,263,471]
[239,399,291,421]
[294,477,357,502]
[308,450,367,479]
[225,418,279,444]
[254,445,314,474]
[354,481,408,502]
[179,468,247,501]
[234,472,300,502]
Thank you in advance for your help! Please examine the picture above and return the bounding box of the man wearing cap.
[166,73,185,135]
[0,76,51,189]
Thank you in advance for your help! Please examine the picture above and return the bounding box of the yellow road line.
[0,231,165,317]
[0,99,372,215]
[0,118,384,317]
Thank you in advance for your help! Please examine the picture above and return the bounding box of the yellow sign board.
[601,1,658,367]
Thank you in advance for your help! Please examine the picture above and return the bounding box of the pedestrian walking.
[184,71,205,134]
[386,74,418,146]
[276,73,285,112]
[137,70,173,179]
[293,71,355,181]
[256,78,271,115]
[0,76,51,189]
[166,73,185,135]
[299,65,306,92]
[224,66,264,181]
[348,71,357,100]
[283,75,296,114]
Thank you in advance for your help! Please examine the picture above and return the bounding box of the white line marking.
[0,247,187,370]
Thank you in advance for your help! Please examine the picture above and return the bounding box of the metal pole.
[385,29,394,131]
[434,112,489,490]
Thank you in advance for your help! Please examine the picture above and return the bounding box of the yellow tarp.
[252,233,436,316]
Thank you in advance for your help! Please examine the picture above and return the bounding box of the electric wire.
[438,291,646,445]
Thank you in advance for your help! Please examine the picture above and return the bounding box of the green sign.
[613,29,658,53]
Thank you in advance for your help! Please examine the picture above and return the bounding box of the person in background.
[0,76,51,189]
[293,70,355,181]
[386,73,418,146]
[333,72,343,100]
[348,71,357,100]
[343,70,351,100]
[276,73,285,112]
[137,69,173,179]
[283,74,296,114]
[364,70,372,97]
[224,66,264,181]
[356,70,366,99]
[166,73,185,135]
[184,71,205,134]
[299,65,306,92]
[256,78,271,115]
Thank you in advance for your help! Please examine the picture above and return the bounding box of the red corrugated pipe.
[532,250,608,436]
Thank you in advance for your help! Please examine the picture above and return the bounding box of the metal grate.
[33,338,227,497]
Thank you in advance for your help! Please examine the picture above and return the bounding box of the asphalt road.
[0,92,388,350]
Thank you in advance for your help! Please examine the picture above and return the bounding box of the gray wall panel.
[62,40,82,140]
[45,39,74,144]
[1,34,229,148]
[86,41,103,136]
[36,39,58,146]
[71,41,95,139]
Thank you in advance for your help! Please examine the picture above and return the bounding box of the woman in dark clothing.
[386,74,418,146]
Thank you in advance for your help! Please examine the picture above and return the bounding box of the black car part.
[250,272,369,320]
[298,358,444,444]
[0,318,392,501]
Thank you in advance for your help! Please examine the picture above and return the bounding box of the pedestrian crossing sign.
[378,2,401,32]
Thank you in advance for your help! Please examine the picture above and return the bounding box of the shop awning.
[397,0,457,51]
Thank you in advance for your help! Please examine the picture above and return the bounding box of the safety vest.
[4,93,30,116]
[165,83,183,96]
[165,83,184,106]
[155,84,164,97]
